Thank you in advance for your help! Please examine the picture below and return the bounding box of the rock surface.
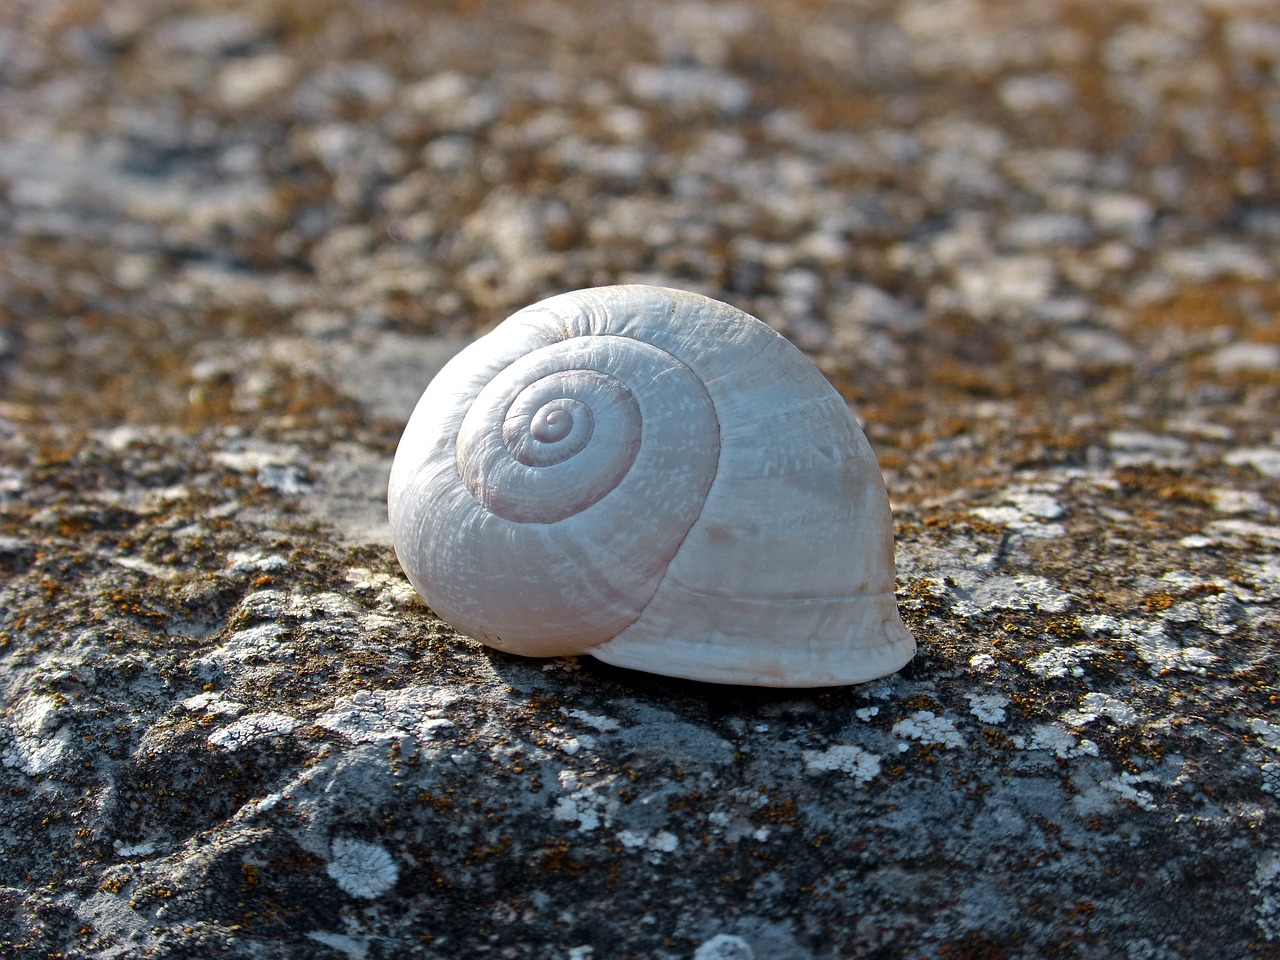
[1,0,1278,957]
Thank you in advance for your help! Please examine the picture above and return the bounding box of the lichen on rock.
[0,0,1278,956]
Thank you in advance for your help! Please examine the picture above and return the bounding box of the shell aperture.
[388,285,916,686]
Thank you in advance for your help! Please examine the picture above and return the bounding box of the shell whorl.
[389,287,725,657]
[388,284,917,685]
[454,335,715,525]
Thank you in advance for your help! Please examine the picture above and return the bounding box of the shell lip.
[587,605,917,688]
[585,644,917,690]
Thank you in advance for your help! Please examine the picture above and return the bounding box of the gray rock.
[1,1,1278,957]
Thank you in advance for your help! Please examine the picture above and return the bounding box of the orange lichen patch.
[750,796,804,828]
[928,358,1021,401]
[1132,280,1279,337]
[536,839,585,876]
[981,729,1017,751]
[1008,423,1092,462]
[900,693,946,714]
[1111,467,1216,508]
[98,876,129,894]
[937,931,1019,960]
[6,299,297,430]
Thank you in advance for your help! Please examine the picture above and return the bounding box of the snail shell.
[388,285,915,687]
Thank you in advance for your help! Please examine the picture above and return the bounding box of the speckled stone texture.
[0,1,1278,958]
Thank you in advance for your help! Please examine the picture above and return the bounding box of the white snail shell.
[388,285,915,687]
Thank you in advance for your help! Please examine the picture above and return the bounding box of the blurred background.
[2,0,1276,490]
[2,3,1280,956]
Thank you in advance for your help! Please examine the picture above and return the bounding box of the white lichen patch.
[1164,416,1232,441]
[950,575,1074,618]
[1249,718,1280,753]
[316,689,457,743]
[1159,601,1200,626]
[616,829,679,853]
[649,830,678,853]
[203,622,291,665]
[1063,692,1138,728]
[1122,619,1215,676]
[226,551,289,574]
[1102,772,1157,810]
[1027,724,1099,759]
[617,829,647,849]
[208,712,296,751]
[1195,519,1280,549]
[893,711,965,749]
[230,791,286,823]
[802,744,882,785]
[113,841,159,858]
[1156,583,1242,636]
[1252,853,1280,941]
[303,591,363,620]
[1199,593,1245,635]
[1243,720,1280,795]
[693,934,756,960]
[1107,430,1190,468]
[213,447,311,494]
[552,771,614,832]
[1242,558,1280,602]
[970,484,1067,538]
[965,693,1008,724]
[1,695,72,775]
[563,708,621,733]
[1078,614,1121,637]
[553,791,603,832]
[1262,762,1280,796]
[111,554,181,579]
[327,838,399,899]
[418,718,456,738]
[1,728,71,776]
[181,692,246,717]
[1225,447,1280,477]
[344,566,420,607]
[235,588,288,621]
[626,64,751,115]
[862,680,900,701]
[1211,488,1270,515]
[1027,645,1098,678]
[968,653,996,671]
[7,694,63,737]
[306,931,372,960]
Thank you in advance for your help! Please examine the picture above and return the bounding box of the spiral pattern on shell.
[389,285,916,685]
[454,336,717,525]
